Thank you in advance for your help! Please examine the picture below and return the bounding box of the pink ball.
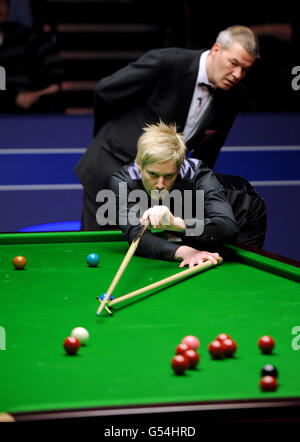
[181,335,200,350]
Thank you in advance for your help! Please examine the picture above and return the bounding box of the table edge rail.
[3,397,300,423]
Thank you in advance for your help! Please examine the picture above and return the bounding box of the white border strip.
[222,146,300,152]
[0,146,299,154]
[0,149,86,154]
[250,180,300,186]
[0,184,83,191]
[0,182,300,191]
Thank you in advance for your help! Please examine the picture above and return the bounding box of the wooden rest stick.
[109,257,223,307]
[96,297,113,315]
[96,224,148,316]
[99,301,113,316]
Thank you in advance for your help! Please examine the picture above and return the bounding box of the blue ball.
[86,253,100,267]
[100,293,115,301]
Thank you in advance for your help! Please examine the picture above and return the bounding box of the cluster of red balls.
[171,335,200,374]
[171,333,278,392]
[208,333,237,359]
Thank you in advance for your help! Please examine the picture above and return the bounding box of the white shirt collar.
[197,50,213,88]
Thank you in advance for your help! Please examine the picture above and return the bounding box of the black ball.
[261,364,278,378]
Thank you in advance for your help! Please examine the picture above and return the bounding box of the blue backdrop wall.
[0,113,299,261]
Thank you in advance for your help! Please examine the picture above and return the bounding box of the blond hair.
[136,121,186,169]
[216,25,260,58]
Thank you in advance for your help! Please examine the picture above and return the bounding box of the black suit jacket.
[75,47,246,192]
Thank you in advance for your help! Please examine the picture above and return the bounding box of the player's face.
[137,159,179,199]
[209,41,256,90]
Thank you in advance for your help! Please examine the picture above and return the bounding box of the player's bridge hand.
[179,250,220,269]
[140,206,174,230]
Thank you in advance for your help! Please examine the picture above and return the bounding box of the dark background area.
[50,0,299,113]
[2,0,298,114]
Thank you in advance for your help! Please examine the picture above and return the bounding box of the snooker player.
[108,122,266,268]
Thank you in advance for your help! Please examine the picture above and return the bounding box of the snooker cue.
[0,413,15,422]
[109,257,223,307]
[96,224,148,316]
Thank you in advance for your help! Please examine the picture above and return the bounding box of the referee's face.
[137,159,179,199]
[207,41,255,90]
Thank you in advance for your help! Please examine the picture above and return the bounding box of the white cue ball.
[71,327,89,344]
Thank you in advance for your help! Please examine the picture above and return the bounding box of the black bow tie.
[198,82,214,93]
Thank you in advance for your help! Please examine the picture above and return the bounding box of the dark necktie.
[198,82,214,94]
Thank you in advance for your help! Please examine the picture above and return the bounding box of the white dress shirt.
[183,50,214,142]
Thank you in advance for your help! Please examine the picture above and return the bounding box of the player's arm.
[140,206,221,268]
[181,165,239,247]
[93,49,162,135]
[110,175,220,267]
[139,168,238,247]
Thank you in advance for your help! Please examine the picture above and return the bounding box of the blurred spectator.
[30,0,55,34]
[6,0,52,33]
[0,0,64,113]
[6,0,32,29]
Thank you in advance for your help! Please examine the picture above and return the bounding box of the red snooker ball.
[63,336,81,355]
[260,375,278,392]
[258,335,275,354]
[175,342,190,355]
[13,255,27,270]
[184,349,200,369]
[216,333,231,342]
[171,354,189,375]
[181,335,200,350]
[208,340,225,359]
[223,338,237,357]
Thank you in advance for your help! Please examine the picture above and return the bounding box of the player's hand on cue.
[175,246,220,268]
[140,206,185,232]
